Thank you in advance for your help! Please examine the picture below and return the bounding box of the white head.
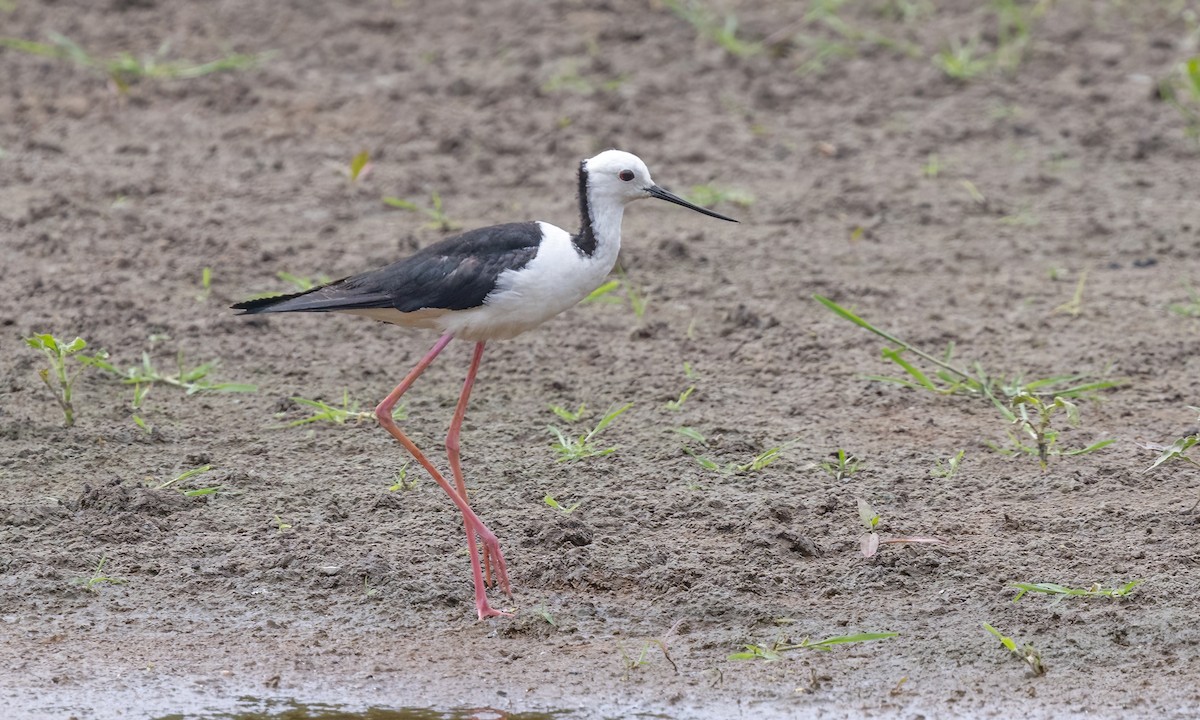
[581,149,738,221]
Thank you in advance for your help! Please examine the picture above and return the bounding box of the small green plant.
[383,192,460,231]
[276,271,332,292]
[196,267,213,301]
[580,269,648,320]
[1000,393,1115,468]
[155,464,223,496]
[1168,281,1200,317]
[1053,269,1088,316]
[982,623,1045,676]
[86,350,256,406]
[814,295,1121,467]
[0,33,265,92]
[1159,57,1200,138]
[793,0,921,75]
[24,333,96,427]
[819,448,861,480]
[543,494,582,514]
[1011,580,1142,603]
[921,153,942,178]
[241,271,333,302]
[280,391,405,428]
[388,462,417,492]
[961,179,986,204]
[858,497,881,557]
[1142,409,1200,510]
[349,150,370,182]
[549,403,589,423]
[534,605,556,626]
[730,631,898,661]
[662,0,761,58]
[73,555,127,593]
[856,498,942,559]
[272,515,292,534]
[665,385,695,411]
[1144,433,1199,474]
[549,403,633,461]
[930,450,965,479]
[686,184,755,209]
[933,38,989,80]
[679,429,789,475]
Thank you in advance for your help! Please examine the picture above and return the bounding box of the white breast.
[436,221,620,341]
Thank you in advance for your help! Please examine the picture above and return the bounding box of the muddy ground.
[3,1,1200,718]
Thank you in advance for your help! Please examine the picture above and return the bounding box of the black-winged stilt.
[233,150,737,619]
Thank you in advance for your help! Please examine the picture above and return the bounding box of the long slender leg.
[446,342,511,596]
[374,334,510,619]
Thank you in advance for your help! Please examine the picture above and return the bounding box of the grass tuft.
[0,33,266,92]
[549,403,633,461]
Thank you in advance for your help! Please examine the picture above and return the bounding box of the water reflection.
[155,698,569,720]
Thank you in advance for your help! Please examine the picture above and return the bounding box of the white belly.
[438,222,619,341]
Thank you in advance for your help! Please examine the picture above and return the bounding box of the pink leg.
[374,334,510,620]
[446,342,511,598]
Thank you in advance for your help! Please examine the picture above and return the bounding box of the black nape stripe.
[571,162,597,257]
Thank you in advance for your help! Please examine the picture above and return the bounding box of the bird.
[233,149,738,619]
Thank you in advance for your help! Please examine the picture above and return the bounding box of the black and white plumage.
[233,150,737,620]
[233,150,735,339]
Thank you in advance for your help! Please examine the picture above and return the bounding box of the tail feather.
[231,280,392,315]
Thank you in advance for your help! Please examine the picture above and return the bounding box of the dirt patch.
[3,1,1200,718]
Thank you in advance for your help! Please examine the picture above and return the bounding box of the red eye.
[619,170,635,181]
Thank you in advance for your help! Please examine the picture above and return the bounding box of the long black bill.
[647,185,739,222]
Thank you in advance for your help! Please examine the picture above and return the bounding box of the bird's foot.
[476,598,514,621]
[479,534,512,597]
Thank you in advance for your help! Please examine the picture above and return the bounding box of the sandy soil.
[3,1,1200,718]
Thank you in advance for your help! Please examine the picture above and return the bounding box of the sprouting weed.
[819,448,861,480]
[154,464,215,494]
[855,499,943,559]
[383,192,460,231]
[1053,269,1088,316]
[730,630,898,661]
[930,450,965,479]
[933,38,989,80]
[1158,56,1200,139]
[1168,280,1200,317]
[72,555,127,593]
[549,403,633,461]
[665,385,696,411]
[85,350,256,407]
[280,391,405,428]
[661,0,761,58]
[999,393,1115,469]
[549,403,589,423]
[580,268,648,320]
[196,267,213,301]
[1011,580,1142,603]
[982,623,1045,676]
[543,495,582,514]
[686,184,755,209]
[388,462,417,492]
[24,333,98,427]
[814,295,1121,467]
[679,430,791,475]
[0,33,266,92]
[349,150,370,182]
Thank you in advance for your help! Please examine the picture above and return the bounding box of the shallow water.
[155,699,570,720]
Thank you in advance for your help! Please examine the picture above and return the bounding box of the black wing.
[232,222,543,315]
